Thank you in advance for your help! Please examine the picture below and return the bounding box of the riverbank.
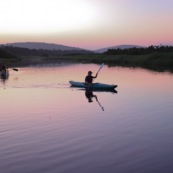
[1,53,173,72]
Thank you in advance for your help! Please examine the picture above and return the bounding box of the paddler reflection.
[0,73,9,88]
[85,90,104,111]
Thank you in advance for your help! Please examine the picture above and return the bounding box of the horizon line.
[1,41,173,51]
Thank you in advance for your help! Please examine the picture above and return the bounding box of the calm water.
[1,63,173,173]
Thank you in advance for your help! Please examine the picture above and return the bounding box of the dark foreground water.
[1,63,173,173]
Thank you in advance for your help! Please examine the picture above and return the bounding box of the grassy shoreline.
[46,53,173,72]
[1,53,173,72]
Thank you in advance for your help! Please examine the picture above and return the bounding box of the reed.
[1,52,173,72]
[53,53,173,72]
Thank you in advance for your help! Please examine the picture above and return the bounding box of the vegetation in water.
[1,45,173,72]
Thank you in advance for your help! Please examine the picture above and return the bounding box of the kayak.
[69,80,117,90]
[0,69,9,79]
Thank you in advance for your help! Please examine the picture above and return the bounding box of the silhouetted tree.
[104,45,173,55]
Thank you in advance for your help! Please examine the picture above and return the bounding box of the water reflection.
[0,70,9,89]
[85,90,104,111]
[0,78,7,88]
[1,64,173,173]
[84,89,117,111]
[85,90,97,103]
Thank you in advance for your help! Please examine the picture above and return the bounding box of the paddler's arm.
[94,73,98,78]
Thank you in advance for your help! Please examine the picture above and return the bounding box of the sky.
[0,0,173,50]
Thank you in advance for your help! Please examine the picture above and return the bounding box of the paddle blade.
[97,63,104,73]
[13,68,18,71]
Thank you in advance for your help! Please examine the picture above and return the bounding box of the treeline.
[104,45,173,55]
[0,45,94,57]
[0,48,18,59]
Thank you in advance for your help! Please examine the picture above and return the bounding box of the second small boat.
[0,69,9,79]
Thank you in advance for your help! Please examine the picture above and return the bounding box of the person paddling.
[85,71,98,84]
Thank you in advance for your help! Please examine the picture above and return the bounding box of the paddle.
[13,68,18,71]
[96,63,104,76]
[96,98,104,111]
[6,68,18,71]
[93,63,104,82]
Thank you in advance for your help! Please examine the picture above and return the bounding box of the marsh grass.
[56,53,173,72]
[1,52,173,72]
[48,53,173,70]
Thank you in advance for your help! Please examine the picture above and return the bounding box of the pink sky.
[0,0,173,50]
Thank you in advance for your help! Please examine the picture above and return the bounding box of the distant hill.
[1,44,95,57]
[1,42,147,54]
[2,42,94,56]
[95,45,145,53]
[4,42,88,51]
